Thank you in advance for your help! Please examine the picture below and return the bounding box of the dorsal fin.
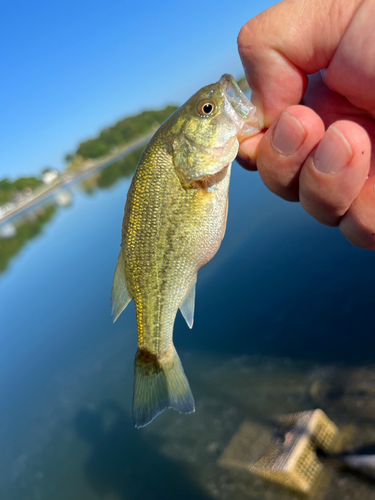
[179,275,197,329]
[111,253,132,322]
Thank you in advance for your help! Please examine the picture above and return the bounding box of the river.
[1,149,375,499]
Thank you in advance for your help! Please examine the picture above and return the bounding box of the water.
[1,151,375,499]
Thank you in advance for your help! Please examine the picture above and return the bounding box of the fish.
[111,74,262,428]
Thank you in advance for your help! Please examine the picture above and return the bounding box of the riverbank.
[0,131,153,226]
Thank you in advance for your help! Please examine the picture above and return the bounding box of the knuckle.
[237,15,263,49]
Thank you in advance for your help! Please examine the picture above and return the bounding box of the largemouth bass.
[112,74,262,427]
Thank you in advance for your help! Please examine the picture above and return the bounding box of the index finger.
[237,0,362,127]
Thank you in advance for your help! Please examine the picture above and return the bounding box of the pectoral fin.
[111,253,132,322]
[179,275,197,329]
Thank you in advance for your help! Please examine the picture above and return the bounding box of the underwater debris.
[219,409,340,494]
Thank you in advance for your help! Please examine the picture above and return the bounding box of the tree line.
[65,105,178,164]
[0,104,179,204]
[0,177,43,205]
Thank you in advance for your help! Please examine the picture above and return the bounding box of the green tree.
[72,105,178,162]
[0,176,43,205]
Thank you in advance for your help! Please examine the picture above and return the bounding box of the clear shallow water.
[1,152,375,499]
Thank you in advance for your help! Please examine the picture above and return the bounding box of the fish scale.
[126,137,224,353]
[111,74,262,427]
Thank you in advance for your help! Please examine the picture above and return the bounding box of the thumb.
[237,0,364,127]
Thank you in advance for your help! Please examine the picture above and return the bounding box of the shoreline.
[0,131,153,226]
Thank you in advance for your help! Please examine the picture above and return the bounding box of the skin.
[237,0,375,250]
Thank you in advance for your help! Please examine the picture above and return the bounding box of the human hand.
[237,0,375,249]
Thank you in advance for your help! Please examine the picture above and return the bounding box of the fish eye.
[197,99,216,117]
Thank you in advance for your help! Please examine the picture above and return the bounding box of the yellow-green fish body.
[112,75,262,427]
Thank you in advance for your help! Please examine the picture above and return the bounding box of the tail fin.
[133,347,195,428]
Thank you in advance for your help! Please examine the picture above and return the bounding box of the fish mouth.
[219,74,263,139]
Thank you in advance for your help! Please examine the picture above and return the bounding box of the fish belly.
[123,147,231,355]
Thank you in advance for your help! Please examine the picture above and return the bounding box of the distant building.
[42,168,59,185]
[0,202,14,217]
[11,188,32,204]
[12,191,24,203]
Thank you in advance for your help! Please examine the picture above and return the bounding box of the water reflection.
[0,204,57,275]
[75,401,209,500]
[0,146,143,278]
[2,150,375,500]
[54,190,73,207]
[79,146,144,195]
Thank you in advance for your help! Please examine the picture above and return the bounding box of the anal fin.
[111,253,132,322]
[179,275,197,329]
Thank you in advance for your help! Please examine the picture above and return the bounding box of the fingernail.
[313,126,353,175]
[271,111,306,155]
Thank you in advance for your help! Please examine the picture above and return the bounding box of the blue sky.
[1,0,275,179]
